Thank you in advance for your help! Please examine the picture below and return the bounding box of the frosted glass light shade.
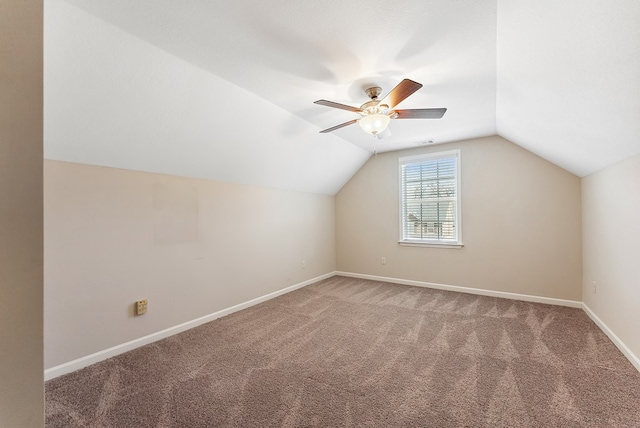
[359,114,390,135]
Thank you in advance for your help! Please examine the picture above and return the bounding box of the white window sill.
[398,240,464,249]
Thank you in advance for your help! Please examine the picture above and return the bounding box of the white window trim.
[398,149,463,248]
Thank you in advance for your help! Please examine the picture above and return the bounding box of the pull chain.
[372,133,378,158]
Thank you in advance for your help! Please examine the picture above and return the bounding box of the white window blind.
[399,150,462,246]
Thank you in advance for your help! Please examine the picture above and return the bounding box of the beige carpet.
[46,276,640,427]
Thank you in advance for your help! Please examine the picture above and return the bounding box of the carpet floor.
[46,276,640,427]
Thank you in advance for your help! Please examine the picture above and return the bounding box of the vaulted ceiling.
[44,0,640,194]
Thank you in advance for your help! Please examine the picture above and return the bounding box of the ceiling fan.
[314,79,447,137]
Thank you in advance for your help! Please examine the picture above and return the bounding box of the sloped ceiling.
[45,0,640,195]
[497,0,640,176]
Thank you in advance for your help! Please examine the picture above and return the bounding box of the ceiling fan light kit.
[358,113,390,135]
[314,78,447,137]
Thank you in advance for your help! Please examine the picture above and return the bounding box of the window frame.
[398,149,463,248]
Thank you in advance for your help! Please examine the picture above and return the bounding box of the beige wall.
[336,136,582,301]
[0,0,44,426]
[44,160,335,368]
[582,153,640,359]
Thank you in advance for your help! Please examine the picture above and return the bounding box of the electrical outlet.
[301,260,306,269]
[135,299,148,315]
[381,257,386,265]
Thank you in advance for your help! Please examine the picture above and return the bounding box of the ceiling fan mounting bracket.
[364,86,382,100]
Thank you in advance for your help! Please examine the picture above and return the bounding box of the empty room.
[2,0,640,426]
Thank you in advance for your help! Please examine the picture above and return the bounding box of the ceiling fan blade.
[314,100,362,113]
[319,119,358,133]
[379,79,423,109]
[394,108,447,119]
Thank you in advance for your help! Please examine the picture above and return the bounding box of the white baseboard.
[335,271,583,308]
[582,303,640,373]
[44,272,335,381]
[47,271,639,380]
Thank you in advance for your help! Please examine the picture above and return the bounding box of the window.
[399,150,462,247]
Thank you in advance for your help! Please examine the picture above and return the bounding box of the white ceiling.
[45,0,640,194]
[497,0,640,177]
